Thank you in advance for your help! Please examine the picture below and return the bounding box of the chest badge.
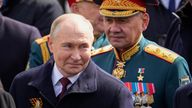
[112,61,126,79]
[137,68,145,81]
[30,98,43,108]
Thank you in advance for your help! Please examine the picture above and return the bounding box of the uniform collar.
[114,34,142,62]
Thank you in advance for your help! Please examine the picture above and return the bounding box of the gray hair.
[50,13,94,41]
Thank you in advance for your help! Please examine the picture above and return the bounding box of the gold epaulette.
[91,45,113,56]
[35,35,49,44]
[35,35,50,63]
[144,44,179,63]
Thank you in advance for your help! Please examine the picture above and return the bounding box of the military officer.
[91,0,191,108]
[28,0,109,68]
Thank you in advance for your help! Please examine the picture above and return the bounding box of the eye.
[104,17,113,24]
[80,44,89,49]
[117,18,129,24]
[62,43,72,49]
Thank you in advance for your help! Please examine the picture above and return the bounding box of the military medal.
[134,92,142,107]
[137,68,145,81]
[30,98,43,108]
[124,82,155,108]
[112,61,126,79]
[146,94,154,105]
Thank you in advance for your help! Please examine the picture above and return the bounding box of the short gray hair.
[50,13,94,41]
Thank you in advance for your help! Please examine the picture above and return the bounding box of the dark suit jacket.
[145,4,183,55]
[177,2,192,73]
[0,14,41,91]
[1,0,63,35]
[10,58,133,108]
[174,82,192,108]
[0,88,16,108]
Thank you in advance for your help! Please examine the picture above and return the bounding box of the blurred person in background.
[0,0,41,91]
[0,0,63,35]
[176,0,192,73]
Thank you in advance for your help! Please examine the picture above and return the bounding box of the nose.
[71,49,81,61]
[109,22,121,33]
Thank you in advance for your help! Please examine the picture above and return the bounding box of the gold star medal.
[137,68,145,81]
[137,74,144,81]
[112,61,126,79]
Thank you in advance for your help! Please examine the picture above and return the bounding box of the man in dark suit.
[173,2,192,107]
[0,14,41,91]
[10,13,133,108]
[174,82,192,108]
[176,0,192,72]
[0,0,63,35]
[145,1,183,55]
[0,0,41,91]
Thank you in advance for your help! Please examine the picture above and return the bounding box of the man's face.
[49,23,93,77]
[76,2,104,37]
[104,12,149,50]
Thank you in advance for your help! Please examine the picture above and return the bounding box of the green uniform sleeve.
[29,41,44,68]
[165,57,191,108]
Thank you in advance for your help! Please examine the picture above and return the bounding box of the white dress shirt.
[52,63,81,97]
[161,0,181,10]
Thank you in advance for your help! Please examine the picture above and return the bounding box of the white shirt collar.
[52,63,82,96]
[160,0,181,10]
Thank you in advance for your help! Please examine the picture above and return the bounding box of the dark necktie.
[169,0,176,12]
[58,77,70,100]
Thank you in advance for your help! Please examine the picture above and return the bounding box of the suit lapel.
[67,60,97,94]
[28,57,57,106]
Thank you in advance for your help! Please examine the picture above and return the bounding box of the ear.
[142,13,150,31]
[47,35,54,53]
[70,3,79,13]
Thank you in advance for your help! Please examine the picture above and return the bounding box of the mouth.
[67,63,82,67]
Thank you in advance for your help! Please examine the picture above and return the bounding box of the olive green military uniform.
[92,35,191,108]
[92,33,109,50]
[29,36,51,68]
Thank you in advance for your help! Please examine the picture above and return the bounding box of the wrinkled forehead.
[61,18,93,36]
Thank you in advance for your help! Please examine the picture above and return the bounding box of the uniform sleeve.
[165,57,191,108]
[112,86,134,108]
[28,41,44,68]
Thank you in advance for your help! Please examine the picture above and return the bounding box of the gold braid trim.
[40,42,50,63]
[91,45,113,56]
[100,10,141,17]
[144,44,179,63]
[100,0,146,11]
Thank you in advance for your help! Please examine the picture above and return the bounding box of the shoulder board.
[35,35,49,44]
[91,45,113,56]
[144,44,179,63]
